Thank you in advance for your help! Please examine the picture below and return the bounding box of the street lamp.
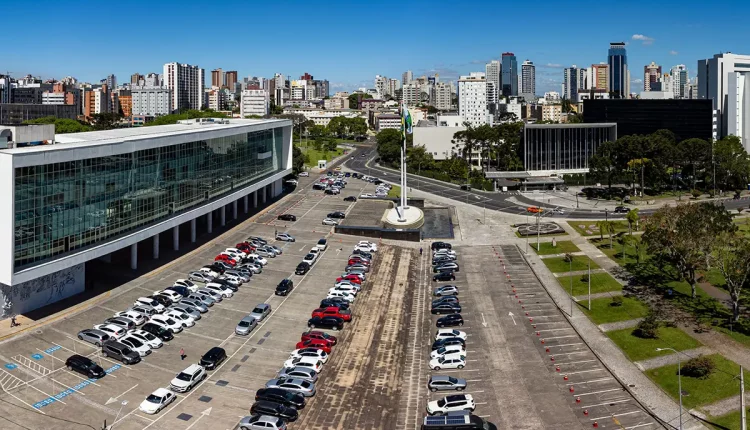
[110,400,128,429]
[656,348,682,430]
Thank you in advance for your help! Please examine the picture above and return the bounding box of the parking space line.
[4,390,46,415]
[36,349,65,364]
[576,388,624,397]
[542,335,579,340]
[180,330,225,343]
[28,384,66,404]
[564,368,607,375]
[553,359,598,366]
[583,398,633,409]
[624,423,656,429]
[50,378,85,396]
[589,410,642,421]
[549,342,584,348]
[567,377,613,385]
[537,328,574,332]
[551,351,590,357]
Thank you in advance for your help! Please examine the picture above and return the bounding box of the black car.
[436,314,464,327]
[432,296,460,307]
[351,249,373,259]
[432,256,453,265]
[614,206,628,213]
[295,262,311,275]
[65,354,106,379]
[204,263,225,274]
[433,272,456,282]
[319,298,350,311]
[312,183,325,190]
[431,337,466,351]
[250,400,299,422]
[150,294,172,308]
[166,286,191,297]
[324,189,336,195]
[327,171,333,176]
[431,242,452,251]
[212,278,239,292]
[343,196,357,202]
[276,279,294,296]
[200,346,227,370]
[255,388,306,409]
[278,214,297,221]
[307,316,344,330]
[327,211,346,219]
[141,322,174,341]
[344,172,351,177]
[431,303,462,315]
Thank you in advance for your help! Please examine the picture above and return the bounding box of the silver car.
[264,378,316,397]
[77,328,112,347]
[197,288,223,303]
[427,375,467,392]
[255,248,275,258]
[179,299,208,313]
[188,271,214,283]
[268,245,283,255]
[226,269,251,282]
[249,304,272,321]
[238,415,288,430]
[170,304,201,320]
[236,316,258,335]
[188,293,215,307]
[104,317,136,331]
[278,366,318,383]
[240,263,262,274]
[130,305,157,318]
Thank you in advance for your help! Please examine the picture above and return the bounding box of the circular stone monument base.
[384,206,425,229]
[516,222,565,236]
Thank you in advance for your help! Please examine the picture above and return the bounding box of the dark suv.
[295,262,310,275]
[200,346,227,370]
[433,271,456,282]
[277,214,297,221]
[327,211,346,219]
[101,340,141,365]
[65,354,106,378]
[255,387,306,409]
[431,242,452,251]
[275,279,294,296]
[141,322,174,341]
[250,400,299,422]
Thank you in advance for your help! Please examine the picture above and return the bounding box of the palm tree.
[626,208,639,235]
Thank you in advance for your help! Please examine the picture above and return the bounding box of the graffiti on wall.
[0,264,85,319]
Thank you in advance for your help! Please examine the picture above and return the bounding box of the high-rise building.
[670,65,688,99]
[130,73,144,84]
[458,72,490,127]
[644,62,662,91]
[207,89,227,111]
[432,82,452,110]
[501,53,518,96]
[592,63,609,91]
[521,60,536,97]
[225,71,238,90]
[486,82,497,107]
[402,70,413,86]
[698,52,750,148]
[84,85,109,117]
[211,69,224,88]
[290,80,307,100]
[608,42,628,98]
[563,66,579,100]
[374,75,389,99]
[485,60,501,103]
[403,83,421,106]
[164,62,205,112]
[240,89,269,117]
[105,74,117,90]
[577,68,591,92]
[388,78,401,98]
[131,84,171,117]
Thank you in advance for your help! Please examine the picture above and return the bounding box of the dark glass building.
[523,123,617,172]
[582,99,713,141]
[501,52,518,96]
[608,42,627,98]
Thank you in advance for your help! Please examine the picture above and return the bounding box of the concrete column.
[173,226,179,251]
[190,218,196,243]
[253,191,258,208]
[207,212,213,234]
[233,200,238,219]
[262,185,267,203]
[130,243,138,270]
[153,234,160,260]
[244,195,249,213]
[221,206,226,226]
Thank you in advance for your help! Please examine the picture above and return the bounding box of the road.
[342,141,749,220]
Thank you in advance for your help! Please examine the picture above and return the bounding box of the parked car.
[427,375,467,392]
[134,297,165,313]
[432,338,466,351]
[128,329,164,349]
[255,387,306,409]
[433,272,456,282]
[326,291,355,303]
[295,262,311,275]
[327,211,346,219]
[113,310,145,326]
[302,253,317,266]
[200,346,227,370]
[434,262,460,273]
[139,388,176,414]
[65,354,106,378]
[250,303,272,321]
[278,366,319,384]
[170,364,207,393]
[237,415,288,430]
[426,394,475,415]
[300,330,337,346]
[189,271,215,283]
[299,171,309,177]
[289,348,329,364]
[322,218,338,226]
[614,206,628,213]
[277,214,297,221]
[140,322,174,341]
[345,263,370,273]
[432,296,460,307]
[164,309,196,328]
[431,303,462,315]
[435,329,467,341]
[431,242,452,251]
[319,298,350,310]
[431,344,466,359]
[93,324,127,339]
[311,306,351,322]
[343,196,357,202]
[265,378,316,397]
[428,354,466,371]
[436,314,464,327]
[166,285,191,298]
[236,315,259,335]
[101,340,141,365]
[119,335,153,357]
[250,401,299,422]
[130,305,157,318]
[148,315,183,333]
[275,279,294,296]
[433,285,459,296]
[281,356,323,374]
[307,316,344,331]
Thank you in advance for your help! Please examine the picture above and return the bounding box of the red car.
[300,330,338,346]
[236,243,255,253]
[336,275,362,284]
[295,339,332,354]
[347,259,370,267]
[215,254,237,265]
[311,306,352,322]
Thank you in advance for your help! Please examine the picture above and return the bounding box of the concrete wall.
[334,225,421,242]
[414,126,465,160]
[0,263,84,319]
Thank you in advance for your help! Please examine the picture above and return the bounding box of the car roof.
[182,364,204,374]
[205,346,225,356]
[253,303,270,310]
[445,394,472,401]
[240,316,257,323]
[152,387,172,397]
[430,375,453,382]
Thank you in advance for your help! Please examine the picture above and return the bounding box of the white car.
[429,354,466,370]
[173,279,199,292]
[139,388,176,414]
[282,356,324,373]
[199,267,220,278]
[92,324,126,339]
[330,284,359,294]
[289,348,329,364]
[205,283,234,298]
[170,364,207,393]
[326,291,355,303]
[334,280,360,290]
[190,270,216,282]
[247,254,268,266]
[128,329,163,349]
[220,273,243,285]
[356,241,378,252]
[197,288,223,303]
[322,218,338,226]
[359,193,374,198]
[134,297,165,313]
[148,315,183,333]
[430,344,466,359]
[434,250,457,259]
[224,248,246,260]
[114,310,145,326]
[119,335,152,357]
[299,172,309,177]
[354,244,376,253]
[286,179,298,185]
[426,394,475,416]
[129,304,157,318]
[155,289,183,303]
[275,232,295,242]
[165,310,196,328]
[435,329,467,341]
[303,253,317,266]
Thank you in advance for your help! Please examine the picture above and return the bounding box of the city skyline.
[1,0,747,94]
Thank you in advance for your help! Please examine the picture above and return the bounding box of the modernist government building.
[0,118,293,319]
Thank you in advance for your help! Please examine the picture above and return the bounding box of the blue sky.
[1,0,746,94]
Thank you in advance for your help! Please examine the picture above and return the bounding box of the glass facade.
[14,128,284,269]
[523,125,616,172]
[608,44,627,97]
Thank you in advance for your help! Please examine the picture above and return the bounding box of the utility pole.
[742,366,746,430]
[588,259,591,310]
[569,255,574,316]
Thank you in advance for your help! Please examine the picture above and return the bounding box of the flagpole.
[402,100,409,210]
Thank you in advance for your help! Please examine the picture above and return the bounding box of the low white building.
[375,113,401,131]
[240,89,269,117]
[414,114,474,162]
[496,98,522,121]
[131,85,171,116]
[282,107,362,127]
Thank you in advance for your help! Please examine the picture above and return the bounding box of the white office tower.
[402,70,413,86]
[163,62,205,112]
[521,60,536,97]
[458,72,491,127]
[698,52,750,148]
[485,60,501,103]
[131,85,171,116]
[432,82,452,110]
[403,83,421,106]
[240,89,270,117]
[670,64,688,98]
[374,75,389,99]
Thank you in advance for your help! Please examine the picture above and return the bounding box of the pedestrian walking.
[179,347,185,360]
[419,247,423,256]
[10,315,17,327]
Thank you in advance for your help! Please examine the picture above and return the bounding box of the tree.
[626,208,639,235]
[680,138,710,190]
[348,93,372,109]
[595,220,607,242]
[90,112,123,130]
[326,116,347,137]
[406,145,435,172]
[292,145,305,175]
[308,124,329,140]
[588,141,619,189]
[348,117,368,137]
[270,104,284,115]
[24,116,92,134]
[323,138,338,153]
[376,128,403,165]
[426,105,439,114]
[714,136,750,192]
[711,235,750,322]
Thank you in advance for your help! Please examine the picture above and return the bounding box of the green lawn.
[607,327,702,362]
[515,230,569,238]
[706,408,750,430]
[580,296,650,324]
[542,255,600,273]
[646,354,747,410]
[301,147,344,166]
[531,240,580,255]
[591,236,646,267]
[388,185,401,198]
[714,326,750,349]
[568,220,632,237]
[556,272,622,297]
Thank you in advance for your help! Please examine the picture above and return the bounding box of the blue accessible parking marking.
[44,345,61,354]
[32,364,121,409]
[4,363,17,370]
[30,353,44,360]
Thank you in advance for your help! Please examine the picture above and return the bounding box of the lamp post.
[110,400,128,429]
[656,348,682,430]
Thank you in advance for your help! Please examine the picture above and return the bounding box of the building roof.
[0,118,286,154]
[524,122,617,129]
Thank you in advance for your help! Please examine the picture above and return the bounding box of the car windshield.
[238,321,250,327]
[121,347,133,355]
[176,372,192,381]
[165,318,176,325]
[127,338,143,347]
[300,381,311,388]
[141,332,156,340]
[437,398,447,407]
[146,394,162,403]
[449,377,459,383]
[437,347,446,354]
[252,307,263,313]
